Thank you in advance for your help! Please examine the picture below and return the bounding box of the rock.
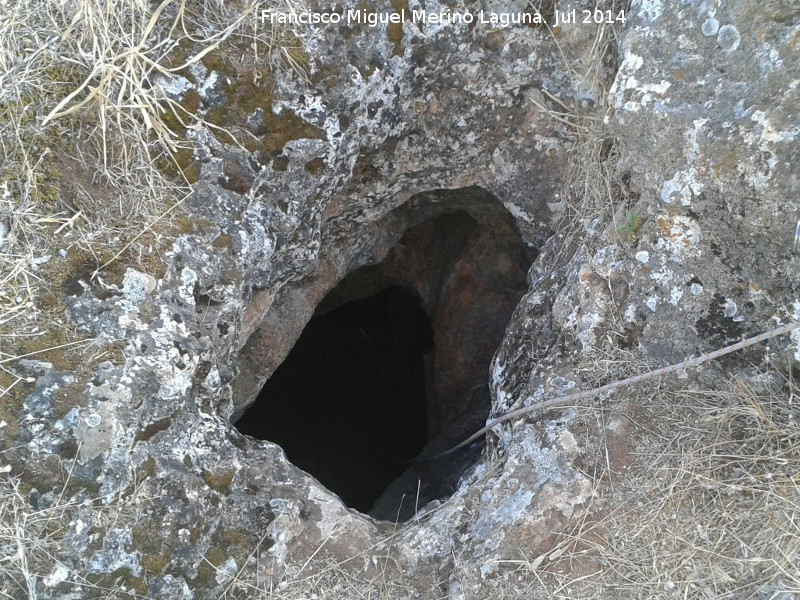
[6,0,799,597]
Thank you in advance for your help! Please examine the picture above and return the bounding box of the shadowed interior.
[235,194,533,519]
[235,286,432,511]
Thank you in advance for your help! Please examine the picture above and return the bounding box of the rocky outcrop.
[5,0,800,597]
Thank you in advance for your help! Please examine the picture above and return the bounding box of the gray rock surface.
[5,0,800,597]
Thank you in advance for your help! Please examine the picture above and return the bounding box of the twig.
[421,321,800,460]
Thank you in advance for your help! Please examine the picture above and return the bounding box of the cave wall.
[234,190,532,441]
[31,2,587,591]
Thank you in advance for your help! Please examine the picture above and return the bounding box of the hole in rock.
[236,286,432,512]
[235,192,534,521]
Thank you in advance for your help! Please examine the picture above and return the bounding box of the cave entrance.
[234,190,533,521]
[236,286,432,513]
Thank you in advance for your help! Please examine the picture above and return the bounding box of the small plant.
[616,209,642,241]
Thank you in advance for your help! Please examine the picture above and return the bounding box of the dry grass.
[0,0,303,362]
[0,1,304,595]
[1,0,182,340]
[0,474,75,599]
[0,461,155,599]
[215,555,439,600]
[532,0,632,271]
[485,369,800,599]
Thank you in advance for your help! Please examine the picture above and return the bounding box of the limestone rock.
[7,0,799,597]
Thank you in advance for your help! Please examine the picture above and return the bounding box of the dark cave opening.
[234,191,533,520]
[235,286,433,512]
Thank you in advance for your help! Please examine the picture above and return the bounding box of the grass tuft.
[489,368,800,599]
[0,0,305,384]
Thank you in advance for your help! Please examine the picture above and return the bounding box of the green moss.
[202,467,235,493]
[0,382,27,450]
[173,147,195,170]
[50,378,89,420]
[204,67,274,148]
[0,159,63,212]
[194,561,216,588]
[140,456,156,478]
[182,89,201,115]
[233,75,274,114]
[16,325,82,373]
[174,214,195,234]
[484,30,506,52]
[218,267,240,287]
[212,234,234,250]
[155,87,205,182]
[7,359,108,476]
[206,546,226,566]
[193,545,227,588]
[387,22,404,55]
[272,156,289,171]
[159,104,187,137]
[316,66,343,89]
[241,135,262,153]
[132,516,177,577]
[162,41,196,82]
[210,128,239,147]
[218,527,252,548]
[356,1,376,15]
[184,47,321,157]
[204,106,229,127]
[131,522,154,549]
[134,249,168,282]
[259,109,325,162]
[191,526,259,588]
[191,219,217,232]
[86,569,147,598]
[189,524,202,544]
[141,552,169,574]
[182,161,201,184]
[304,157,326,176]
[134,413,176,443]
[387,0,408,56]
[201,50,236,77]
[390,0,409,13]
[158,147,200,183]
